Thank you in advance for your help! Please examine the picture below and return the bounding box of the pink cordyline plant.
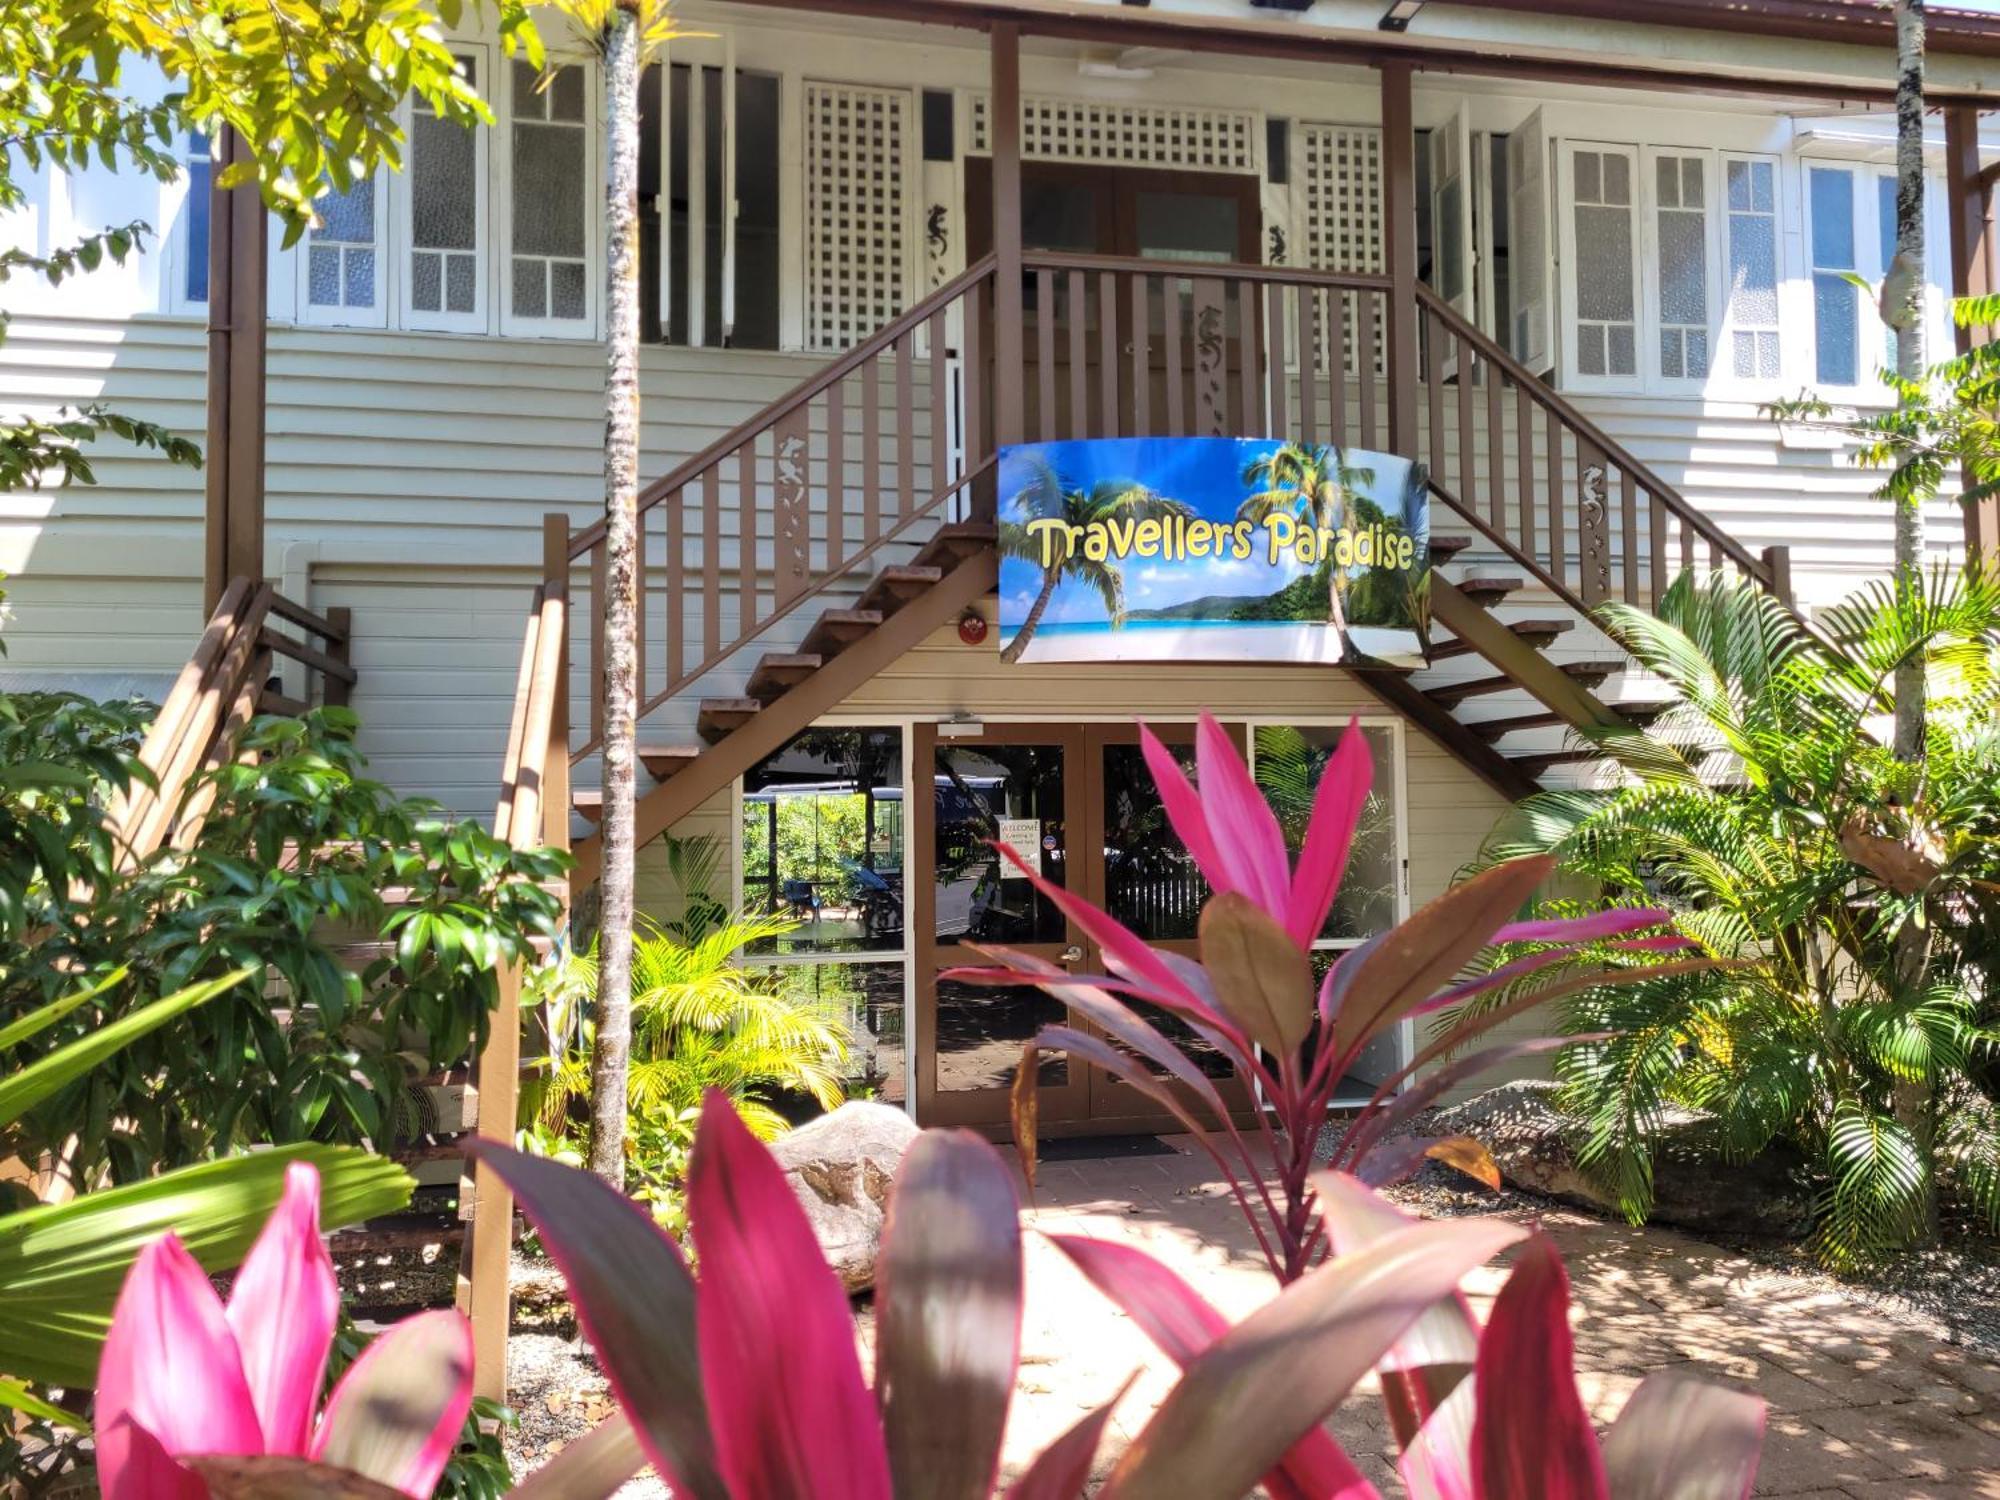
[93,1161,473,1500]
[947,712,1710,1283]
[468,1091,1763,1500]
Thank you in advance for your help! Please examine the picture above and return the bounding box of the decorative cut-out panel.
[970,94,1257,172]
[806,82,913,352]
[1299,123,1385,375]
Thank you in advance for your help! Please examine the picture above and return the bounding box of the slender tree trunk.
[1001,568,1060,663]
[1890,0,1936,1240]
[588,0,642,1188]
[1892,0,1928,764]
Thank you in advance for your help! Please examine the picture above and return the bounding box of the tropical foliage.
[524,914,852,1216]
[448,1090,1767,1498]
[951,712,1707,1284]
[1474,567,2000,1265]
[997,456,1194,662]
[1236,442,1376,637]
[2,700,566,1187]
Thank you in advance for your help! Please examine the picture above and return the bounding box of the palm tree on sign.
[997,456,1193,663]
[1236,442,1375,640]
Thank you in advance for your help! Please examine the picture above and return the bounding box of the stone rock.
[767,1100,920,1292]
[1429,1081,1816,1239]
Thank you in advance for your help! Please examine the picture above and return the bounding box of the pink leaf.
[1138,722,1227,892]
[225,1161,339,1457]
[95,1234,264,1500]
[688,1090,892,1500]
[1005,1378,1133,1500]
[1470,1239,1608,1500]
[1489,908,1673,945]
[1049,1234,1381,1500]
[311,1310,473,1498]
[1599,1371,1765,1500]
[1287,716,1373,950]
[1195,711,1293,917]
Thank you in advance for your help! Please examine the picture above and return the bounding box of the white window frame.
[1717,150,1785,391]
[498,54,601,340]
[1640,146,1716,396]
[1556,140,1644,393]
[165,130,214,316]
[1801,156,1884,403]
[296,170,390,329]
[397,43,492,335]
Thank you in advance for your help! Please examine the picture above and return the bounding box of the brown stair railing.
[558,254,1000,760]
[1012,250,1791,617]
[106,578,356,864]
[460,570,571,1401]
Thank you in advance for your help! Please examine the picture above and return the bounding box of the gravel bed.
[1321,1112,2000,1360]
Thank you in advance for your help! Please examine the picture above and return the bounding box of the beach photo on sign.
[995,436,1431,668]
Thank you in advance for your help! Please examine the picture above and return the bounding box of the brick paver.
[1001,1138,2000,1496]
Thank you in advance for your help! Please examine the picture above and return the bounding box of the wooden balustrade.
[560,257,999,758]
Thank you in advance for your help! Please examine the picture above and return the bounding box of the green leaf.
[0,967,250,1128]
[0,1143,412,1388]
[0,1377,89,1432]
[0,967,125,1051]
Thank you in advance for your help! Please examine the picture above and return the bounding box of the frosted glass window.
[1810,166,1859,384]
[1725,157,1780,380]
[307,178,379,310]
[184,132,212,304]
[1655,154,1709,379]
[411,53,481,317]
[1572,148,1637,377]
[1878,174,1899,372]
[510,61,590,325]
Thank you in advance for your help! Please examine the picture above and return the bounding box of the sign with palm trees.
[996,437,1430,667]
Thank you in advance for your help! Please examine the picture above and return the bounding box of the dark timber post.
[1943,104,1999,561]
[203,127,269,615]
[1381,62,1420,461]
[990,20,1024,489]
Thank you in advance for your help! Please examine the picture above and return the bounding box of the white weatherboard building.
[5,0,2000,1141]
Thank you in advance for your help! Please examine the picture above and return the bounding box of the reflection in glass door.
[913,724,1089,1128]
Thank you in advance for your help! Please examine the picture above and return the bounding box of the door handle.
[1060,944,1085,966]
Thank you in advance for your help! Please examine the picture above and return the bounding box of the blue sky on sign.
[995,437,1418,626]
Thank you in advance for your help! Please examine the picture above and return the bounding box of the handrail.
[1026,248,1394,294]
[565,253,1001,561]
[1413,282,1770,586]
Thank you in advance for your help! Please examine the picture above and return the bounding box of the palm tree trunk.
[1890,0,1936,1242]
[588,0,642,1188]
[1001,569,1059,664]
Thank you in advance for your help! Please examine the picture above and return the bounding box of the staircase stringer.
[569,550,997,891]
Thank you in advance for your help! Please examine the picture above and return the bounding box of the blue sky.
[997,438,1419,626]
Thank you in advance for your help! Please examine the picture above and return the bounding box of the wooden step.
[856,565,943,616]
[1428,533,1472,564]
[638,743,701,781]
[800,607,884,662]
[1473,698,1673,743]
[1458,576,1525,609]
[914,521,997,570]
[572,789,601,823]
[1429,618,1575,662]
[697,697,762,743]
[1425,659,1626,708]
[745,652,822,705]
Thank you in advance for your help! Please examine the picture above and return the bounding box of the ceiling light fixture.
[1378,0,1425,31]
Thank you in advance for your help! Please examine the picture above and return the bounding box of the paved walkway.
[1002,1138,2000,1498]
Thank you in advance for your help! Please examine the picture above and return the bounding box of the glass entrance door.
[912,722,1090,1128]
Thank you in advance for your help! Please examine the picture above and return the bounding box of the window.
[301,175,385,325]
[404,49,487,331]
[506,59,593,334]
[651,64,781,349]
[1565,144,1640,381]
[1808,164,1861,386]
[740,726,910,1104]
[1651,152,1710,382]
[1722,154,1781,380]
[181,131,212,306]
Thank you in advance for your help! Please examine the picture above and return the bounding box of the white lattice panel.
[806,82,912,352]
[1300,124,1383,274]
[970,93,1257,172]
